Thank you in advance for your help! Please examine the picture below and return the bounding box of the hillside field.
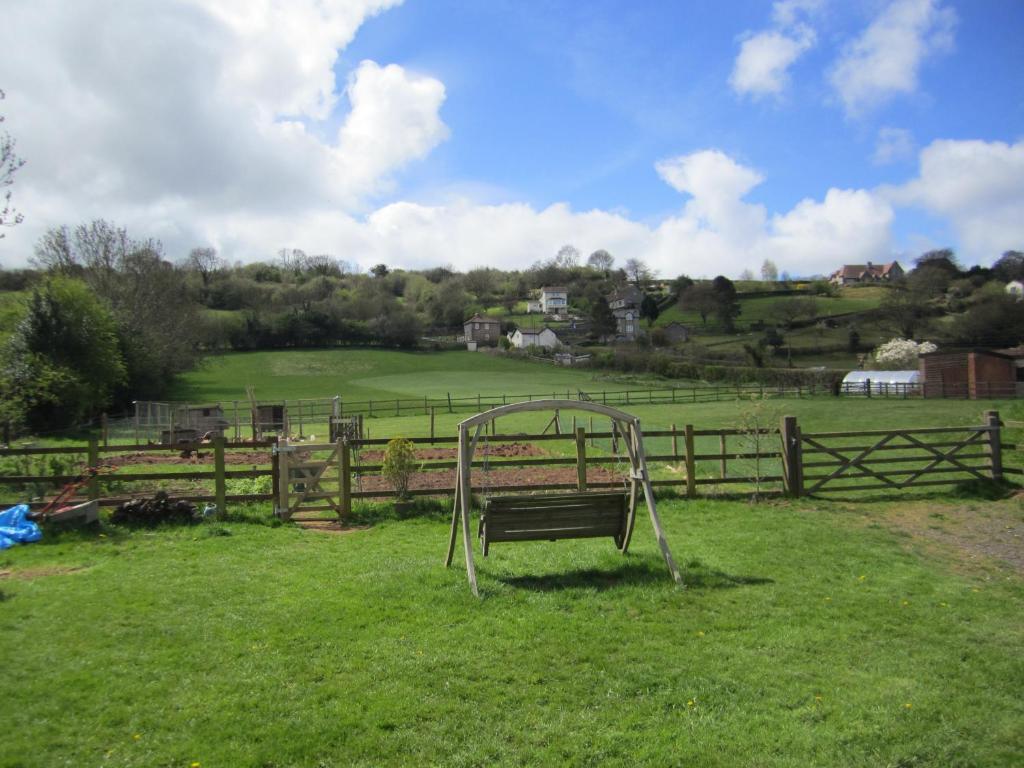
[170,348,642,404]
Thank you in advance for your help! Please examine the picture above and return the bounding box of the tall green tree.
[1,277,125,431]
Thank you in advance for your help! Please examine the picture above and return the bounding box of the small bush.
[382,438,417,500]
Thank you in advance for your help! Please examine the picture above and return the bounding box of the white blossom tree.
[872,338,937,369]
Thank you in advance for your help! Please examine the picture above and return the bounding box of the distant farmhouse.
[539,286,568,314]
[608,285,642,341]
[508,327,561,350]
[829,261,904,286]
[463,314,502,345]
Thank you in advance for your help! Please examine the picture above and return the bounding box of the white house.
[526,299,543,313]
[508,327,561,350]
[1006,281,1023,301]
[540,286,568,314]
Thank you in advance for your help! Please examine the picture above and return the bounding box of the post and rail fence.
[1,412,1015,517]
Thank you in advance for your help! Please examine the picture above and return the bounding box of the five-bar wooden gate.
[798,411,1003,494]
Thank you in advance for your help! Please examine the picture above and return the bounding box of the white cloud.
[730,1,818,99]
[830,0,956,116]
[337,61,449,197]
[731,28,816,98]
[884,139,1024,260]
[0,0,445,240]
[873,127,915,165]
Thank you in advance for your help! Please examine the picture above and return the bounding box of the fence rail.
[0,412,1016,514]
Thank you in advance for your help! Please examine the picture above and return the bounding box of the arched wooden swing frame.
[443,399,683,596]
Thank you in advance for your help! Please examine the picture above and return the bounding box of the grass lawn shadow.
[496,557,773,593]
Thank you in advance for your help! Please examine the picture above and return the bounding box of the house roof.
[608,285,642,304]
[464,313,501,325]
[517,326,559,337]
[919,347,1015,360]
[540,286,568,293]
[832,261,902,279]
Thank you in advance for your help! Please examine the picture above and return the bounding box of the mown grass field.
[1,494,1021,767]
[655,286,887,332]
[169,348,640,404]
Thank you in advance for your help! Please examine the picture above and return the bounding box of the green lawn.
[1,495,1021,766]
[658,287,887,333]
[170,349,638,404]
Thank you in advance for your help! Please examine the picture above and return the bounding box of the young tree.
[680,283,717,327]
[914,248,960,276]
[587,249,614,273]
[624,257,652,287]
[772,296,818,329]
[738,268,755,281]
[991,250,1024,282]
[881,287,930,338]
[670,274,694,300]
[555,244,580,268]
[711,275,741,331]
[588,295,617,340]
[0,88,26,237]
[185,247,220,287]
[640,293,660,327]
[760,259,779,282]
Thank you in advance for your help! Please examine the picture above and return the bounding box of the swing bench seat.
[479,492,629,555]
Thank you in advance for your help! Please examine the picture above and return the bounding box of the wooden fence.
[1,412,1016,515]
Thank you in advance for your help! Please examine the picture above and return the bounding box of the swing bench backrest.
[480,491,628,551]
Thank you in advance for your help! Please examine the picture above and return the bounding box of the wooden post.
[233,400,240,441]
[447,392,453,413]
[277,441,290,519]
[554,409,561,435]
[865,379,872,398]
[297,400,304,438]
[575,427,587,491]
[133,401,140,445]
[395,398,400,417]
[87,435,100,501]
[270,437,280,516]
[424,396,429,415]
[671,423,679,462]
[369,399,373,418]
[719,433,727,478]
[339,439,351,519]
[589,417,595,448]
[430,407,436,443]
[684,425,696,498]
[214,435,226,515]
[986,410,1003,481]
[780,415,800,497]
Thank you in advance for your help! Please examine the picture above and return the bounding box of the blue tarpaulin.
[0,504,42,549]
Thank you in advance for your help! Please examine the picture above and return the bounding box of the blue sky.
[1,0,1022,276]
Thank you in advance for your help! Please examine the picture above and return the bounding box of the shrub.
[382,438,417,501]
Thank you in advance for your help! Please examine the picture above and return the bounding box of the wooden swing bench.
[479,491,628,555]
[445,399,684,596]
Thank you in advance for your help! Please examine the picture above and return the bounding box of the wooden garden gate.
[273,440,351,521]
[797,411,1002,495]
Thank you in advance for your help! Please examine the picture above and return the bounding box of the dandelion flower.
[858,575,866,581]
[901,600,909,606]
[687,699,695,707]
[132,734,140,740]
[904,703,912,709]
[696,631,705,637]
